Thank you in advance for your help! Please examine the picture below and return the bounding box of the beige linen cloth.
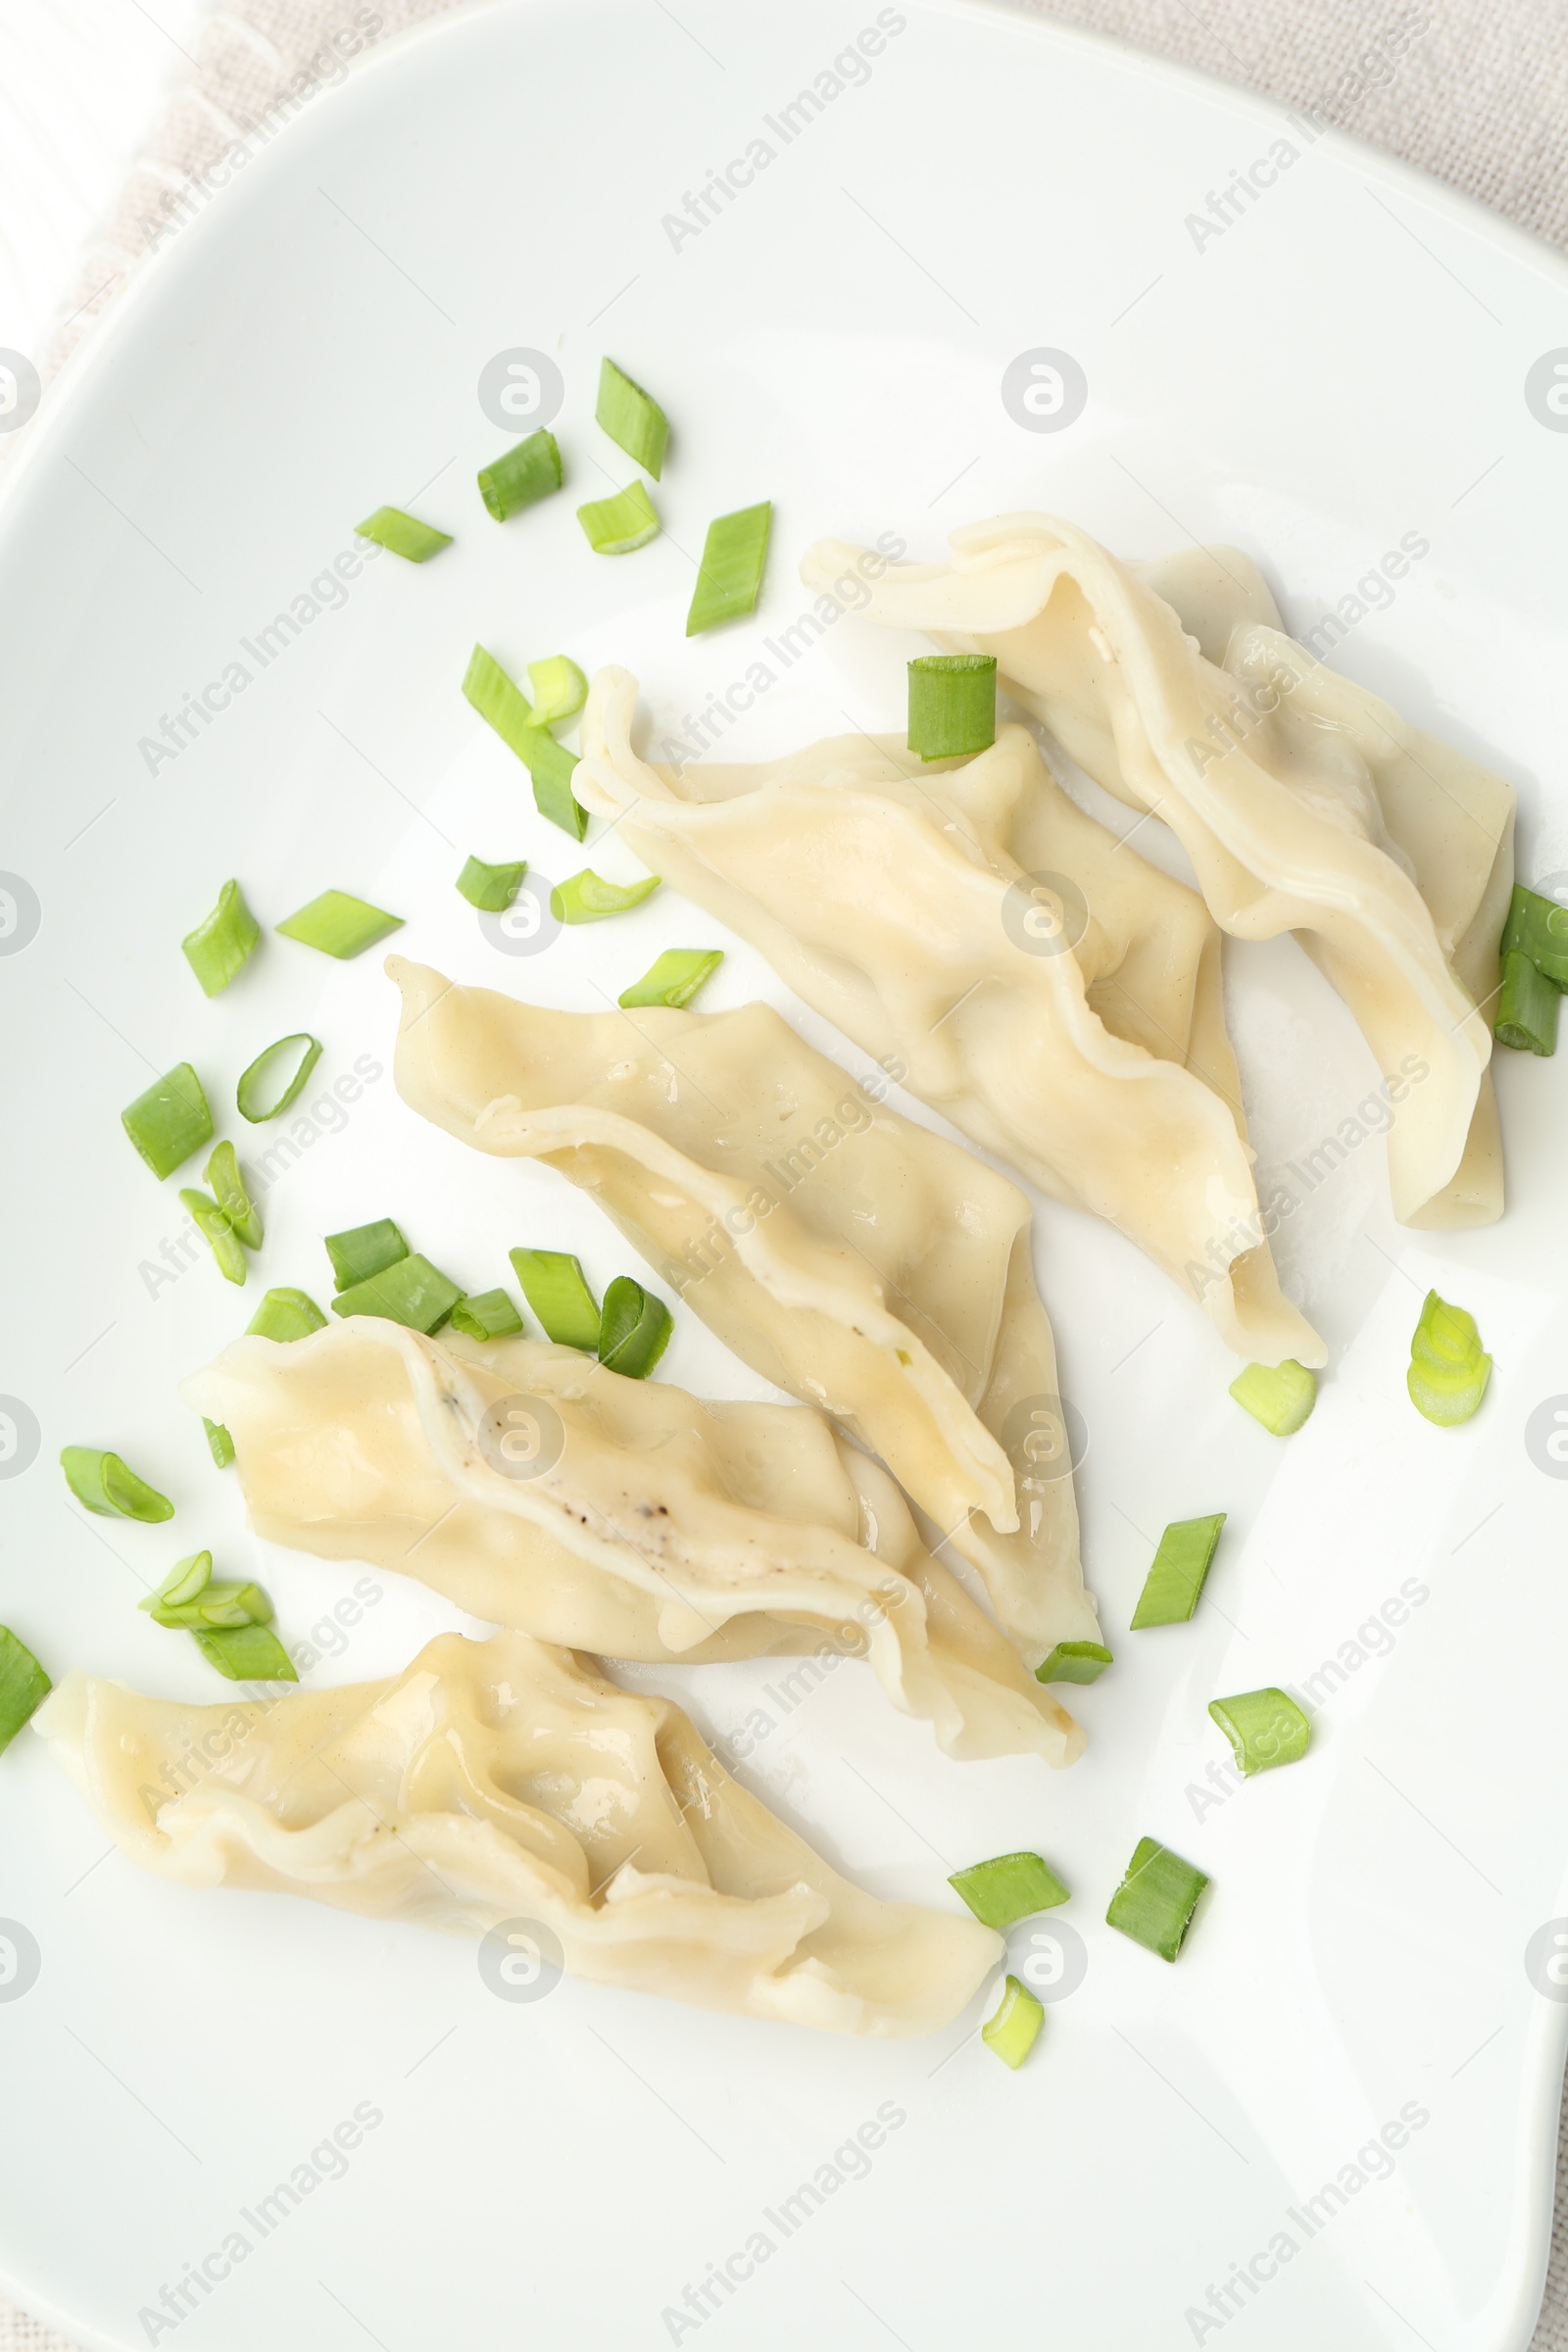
[9,3,1568,2348]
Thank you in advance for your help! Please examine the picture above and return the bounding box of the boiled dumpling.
[799,514,1514,1229]
[389,956,1098,1665]
[183,1320,1083,1766]
[572,670,1323,1367]
[34,1632,1001,2035]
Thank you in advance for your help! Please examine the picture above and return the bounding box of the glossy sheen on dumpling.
[800,515,1515,1229]
[572,671,1322,1367]
[33,1633,1001,2035]
[388,957,1098,1664]
[182,1321,1083,1766]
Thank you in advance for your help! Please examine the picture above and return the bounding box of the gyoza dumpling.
[799,515,1515,1229]
[573,669,1323,1367]
[33,1632,1000,2035]
[389,956,1097,1665]
[183,1320,1082,1766]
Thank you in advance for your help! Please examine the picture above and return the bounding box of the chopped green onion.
[449,1288,525,1341]
[205,1142,262,1250]
[457,855,527,912]
[598,1277,672,1379]
[1129,1513,1226,1629]
[1407,1288,1491,1426]
[122,1063,213,1179]
[477,428,563,522]
[595,358,668,479]
[331,1252,464,1335]
[618,948,723,1009]
[577,479,660,556]
[1208,1688,1311,1776]
[61,1447,174,1523]
[907,654,998,761]
[981,1975,1044,2069]
[550,870,661,924]
[235,1032,323,1123]
[149,1579,272,1631]
[1229,1358,1315,1436]
[686,502,772,635]
[526,656,588,727]
[1105,1837,1208,1961]
[1495,951,1559,1054]
[246,1288,327,1343]
[1501,881,1568,986]
[181,879,259,997]
[0,1628,50,1757]
[949,1850,1069,1930]
[325,1218,409,1291]
[276,892,402,960]
[192,1623,298,1683]
[203,1418,235,1468]
[509,1249,600,1350]
[178,1189,247,1286]
[461,646,589,840]
[140,1551,213,1613]
[1034,1640,1113,1686]
[355,505,451,562]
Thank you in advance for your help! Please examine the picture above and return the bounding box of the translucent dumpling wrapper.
[799,515,1515,1230]
[389,956,1099,1665]
[572,669,1322,1368]
[182,1321,1083,1766]
[33,1632,1001,2035]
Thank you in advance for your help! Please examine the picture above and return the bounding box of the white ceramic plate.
[4,4,1568,2345]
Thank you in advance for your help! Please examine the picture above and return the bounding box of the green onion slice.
[1229,1358,1315,1436]
[0,1628,51,1757]
[204,1142,262,1250]
[178,1189,247,1287]
[150,1579,272,1632]
[203,1418,235,1468]
[276,892,402,960]
[246,1288,326,1344]
[61,1447,174,1523]
[355,506,452,562]
[461,646,589,840]
[949,1850,1069,1930]
[1209,1688,1311,1776]
[907,654,998,761]
[595,358,668,479]
[618,948,722,1009]
[526,656,588,727]
[457,855,527,912]
[576,479,660,556]
[331,1252,463,1335]
[236,1033,322,1123]
[325,1218,409,1291]
[181,879,260,997]
[477,428,563,523]
[981,1975,1045,2069]
[140,1550,213,1613]
[448,1288,524,1341]
[1495,950,1560,1054]
[686,502,771,635]
[509,1249,600,1350]
[1130,1513,1226,1629]
[550,869,661,924]
[122,1063,213,1180]
[1407,1289,1491,1426]
[1034,1640,1112,1687]
[1501,881,1568,986]
[598,1277,672,1379]
[1105,1837,1208,1961]
[192,1623,298,1683]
